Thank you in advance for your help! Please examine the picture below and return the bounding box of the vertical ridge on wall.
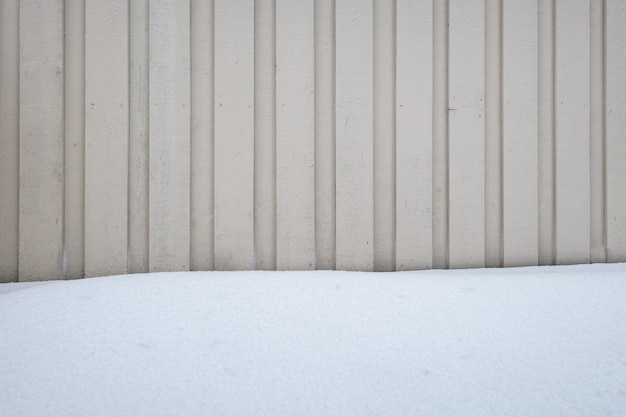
[484,0,503,268]
[85,0,129,278]
[432,0,449,269]
[0,0,19,282]
[448,0,485,269]
[129,0,150,274]
[64,0,86,280]
[606,0,626,262]
[396,0,433,271]
[373,0,396,272]
[555,0,590,265]
[19,0,64,281]
[502,0,539,267]
[314,0,336,270]
[214,0,255,270]
[190,0,215,271]
[149,0,191,272]
[254,0,277,270]
[276,0,316,270]
[538,0,556,266]
[336,0,374,271]
[590,0,607,263]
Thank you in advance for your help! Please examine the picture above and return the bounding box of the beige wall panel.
[85,0,129,277]
[255,0,277,270]
[555,0,590,265]
[149,0,191,272]
[336,0,374,271]
[484,0,502,267]
[190,0,215,271]
[373,0,395,272]
[214,0,255,270]
[396,0,433,271]
[64,0,85,280]
[276,0,315,270]
[538,0,555,265]
[18,0,64,281]
[314,0,336,270]
[0,0,19,282]
[503,0,539,267]
[448,0,485,269]
[589,0,606,263]
[129,0,150,273]
[607,0,626,262]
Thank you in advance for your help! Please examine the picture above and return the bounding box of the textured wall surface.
[1,0,625,281]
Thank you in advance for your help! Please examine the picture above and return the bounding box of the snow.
[1,264,626,417]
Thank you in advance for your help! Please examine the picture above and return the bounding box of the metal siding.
[2,1,625,280]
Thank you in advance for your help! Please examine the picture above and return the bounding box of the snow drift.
[1,264,626,416]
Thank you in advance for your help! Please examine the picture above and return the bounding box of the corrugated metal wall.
[1,0,626,281]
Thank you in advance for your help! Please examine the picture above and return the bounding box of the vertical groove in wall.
[190,0,215,271]
[373,0,396,272]
[0,0,20,282]
[590,0,606,263]
[432,0,449,269]
[485,0,503,268]
[538,0,556,265]
[63,0,85,279]
[314,0,336,270]
[129,0,150,273]
[254,0,277,270]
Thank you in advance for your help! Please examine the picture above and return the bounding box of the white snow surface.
[1,264,626,417]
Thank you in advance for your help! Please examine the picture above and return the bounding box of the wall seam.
[432,0,449,269]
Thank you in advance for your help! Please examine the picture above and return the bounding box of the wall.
[1,0,626,281]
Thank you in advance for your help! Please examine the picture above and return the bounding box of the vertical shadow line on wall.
[485,0,503,268]
[432,0,449,269]
[590,0,607,263]
[373,0,397,272]
[538,0,556,266]
[0,0,20,282]
[210,0,216,270]
[314,0,337,270]
[254,0,277,270]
